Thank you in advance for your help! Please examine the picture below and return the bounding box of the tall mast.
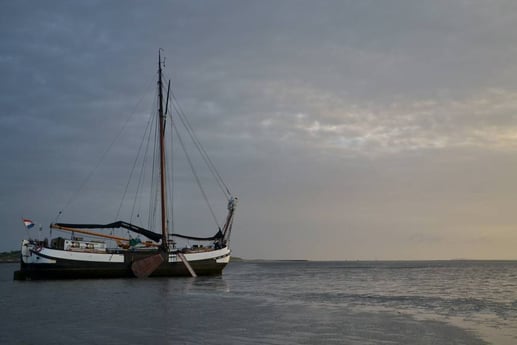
[158,50,168,250]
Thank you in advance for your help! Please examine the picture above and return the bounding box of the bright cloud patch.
[254,84,517,155]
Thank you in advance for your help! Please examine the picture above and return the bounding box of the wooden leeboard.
[131,253,165,278]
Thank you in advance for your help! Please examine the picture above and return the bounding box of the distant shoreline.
[0,250,20,264]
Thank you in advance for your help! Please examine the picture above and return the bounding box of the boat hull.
[14,240,230,280]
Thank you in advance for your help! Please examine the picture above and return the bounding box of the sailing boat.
[14,52,237,280]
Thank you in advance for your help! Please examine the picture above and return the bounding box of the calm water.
[1,260,516,344]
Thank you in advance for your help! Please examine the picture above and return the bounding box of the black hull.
[14,252,228,280]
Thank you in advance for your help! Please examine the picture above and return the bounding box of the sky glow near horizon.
[1,0,517,259]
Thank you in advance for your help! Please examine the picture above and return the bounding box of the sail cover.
[171,229,223,241]
[52,221,163,242]
[51,222,223,242]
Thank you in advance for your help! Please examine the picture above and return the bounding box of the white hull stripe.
[25,246,230,265]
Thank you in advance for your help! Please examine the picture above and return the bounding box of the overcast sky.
[2,0,517,259]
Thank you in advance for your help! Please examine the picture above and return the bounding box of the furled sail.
[51,221,163,242]
[171,229,224,241]
[51,221,224,242]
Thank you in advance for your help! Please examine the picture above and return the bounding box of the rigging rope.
[116,97,156,221]
[56,76,155,220]
[172,96,231,198]
[172,120,221,228]
[148,101,160,232]
[165,72,232,199]
[131,112,155,225]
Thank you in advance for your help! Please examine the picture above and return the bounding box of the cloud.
[231,81,517,157]
[1,1,517,259]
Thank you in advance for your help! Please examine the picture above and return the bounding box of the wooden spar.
[158,50,168,250]
[50,224,130,242]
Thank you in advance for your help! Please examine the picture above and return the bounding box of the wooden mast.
[158,50,168,250]
[129,58,170,278]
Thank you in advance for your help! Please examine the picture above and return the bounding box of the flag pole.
[21,217,30,240]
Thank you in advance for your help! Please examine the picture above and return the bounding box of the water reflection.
[152,275,231,299]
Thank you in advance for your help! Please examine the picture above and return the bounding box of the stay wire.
[172,95,231,199]
[131,104,156,226]
[164,72,231,199]
[57,75,155,220]
[172,120,221,228]
[115,93,157,221]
